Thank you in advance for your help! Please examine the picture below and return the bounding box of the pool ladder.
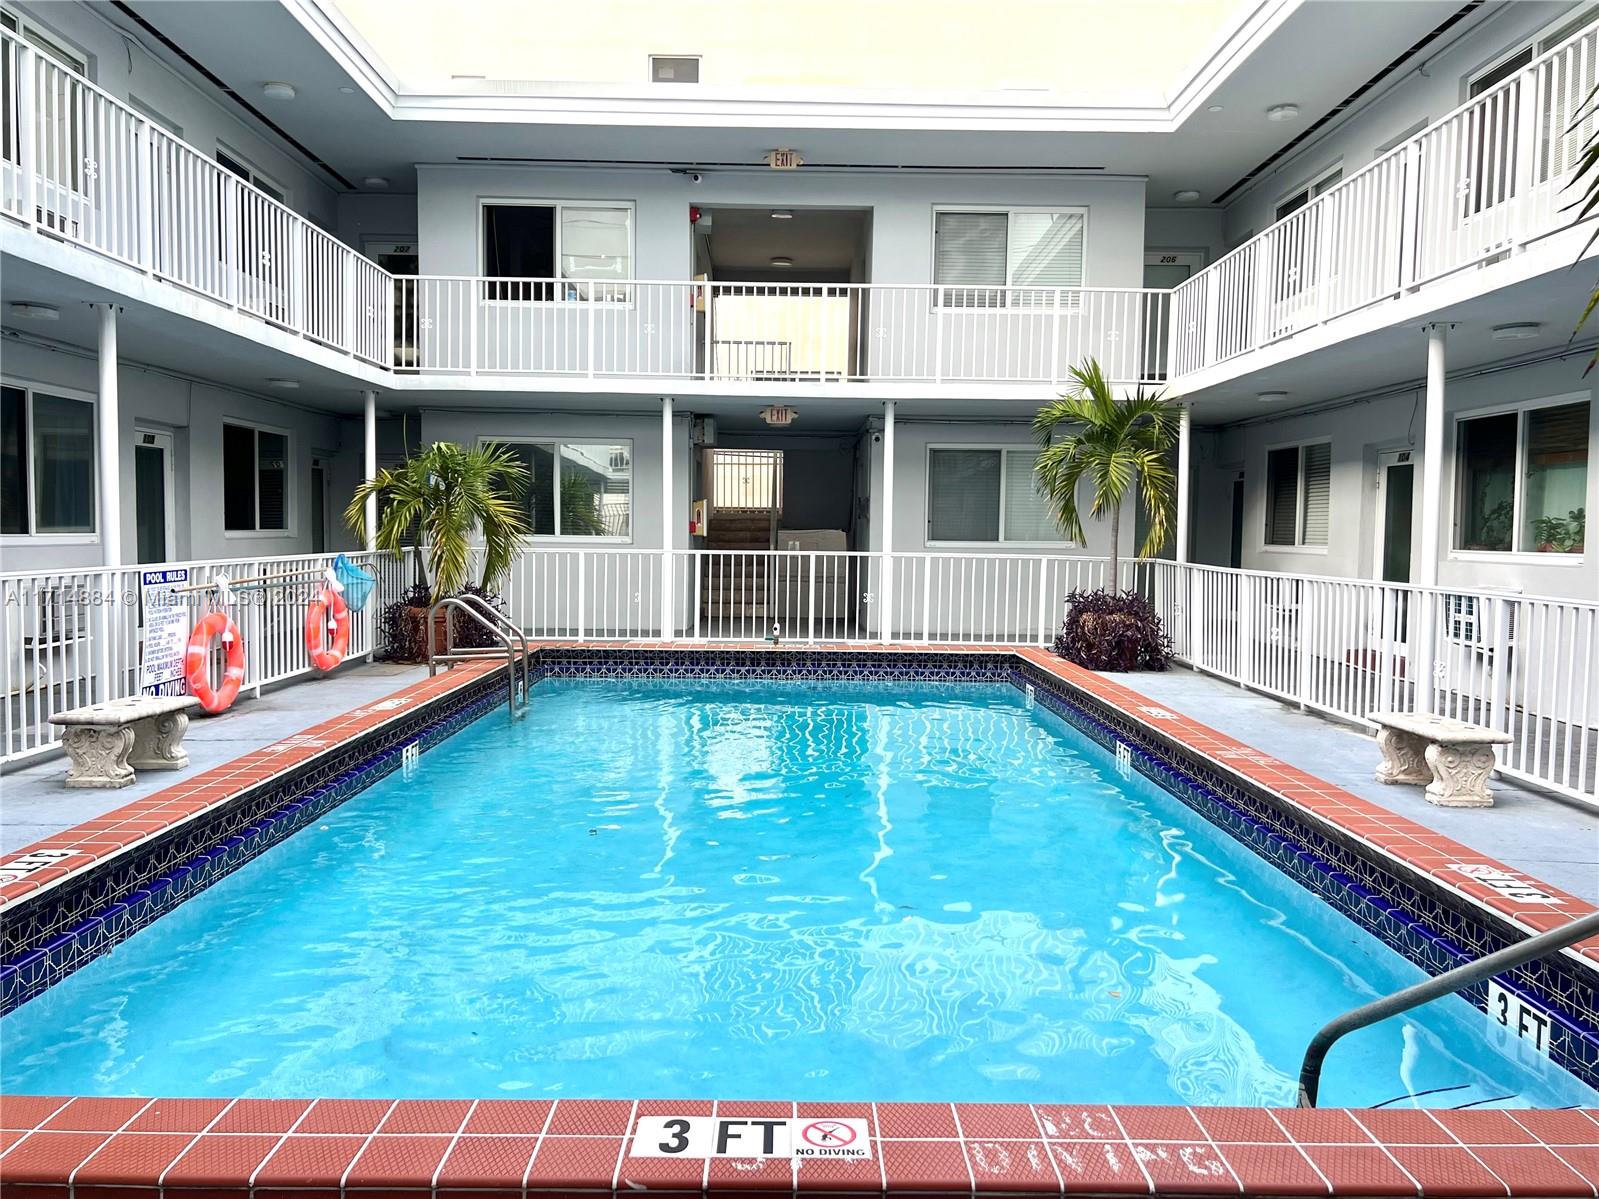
[426,595,531,716]
[1297,909,1599,1106]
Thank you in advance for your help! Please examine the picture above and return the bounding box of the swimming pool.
[4,676,1595,1109]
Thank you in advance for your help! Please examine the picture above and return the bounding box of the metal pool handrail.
[426,598,529,716]
[1297,910,1599,1107]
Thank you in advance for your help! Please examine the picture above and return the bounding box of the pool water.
[4,680,1594,1107]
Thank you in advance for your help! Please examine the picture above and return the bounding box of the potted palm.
[346,441,531,661]
[1034,358,1180,671]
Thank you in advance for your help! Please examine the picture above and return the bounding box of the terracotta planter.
[396,605,451,661]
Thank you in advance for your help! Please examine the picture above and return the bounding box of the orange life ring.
[305,586,350,672]
[185,611,245,713]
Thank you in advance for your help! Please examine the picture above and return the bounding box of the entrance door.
[310,457,328,554]
[1142,252,1205,381]
[134,430,175,564]
[1374,450,1415,583]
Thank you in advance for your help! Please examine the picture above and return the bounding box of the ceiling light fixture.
[770,210,794,220]
[1491,322,1541,341]
[266,378,301,390]
[1206,104,1224,113]
[1257,391,1289,404]
[1173,189,1201,203]
[362,177,390,189]
[769,256,794,268]
[339,86,356,95]
[261,82,296,101]
[1266,103,1299,122]
[7,301,59,320]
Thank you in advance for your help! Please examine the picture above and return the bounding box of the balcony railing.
[1171,19,1598,377]
[2,20,1596,388]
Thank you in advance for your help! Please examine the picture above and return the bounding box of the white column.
[1175,402,1193,564]
[1417,324,1449,588]
[660,397,675,640]
[97,305,123,567]
[362,390,378,553]
[880,400,895,644]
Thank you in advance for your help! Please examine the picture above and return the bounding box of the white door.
[134,429,175,564]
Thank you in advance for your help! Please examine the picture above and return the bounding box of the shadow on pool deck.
[0,661,428,855]
[1108,663,1599,904]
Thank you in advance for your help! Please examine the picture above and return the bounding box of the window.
[216,147,285,203]
[223,422,289,533]
[1,383,95,535]
[1263,441,1331,548]
[481,202,633,301]
[932,208,1086,307]
[650,55,700,83]
[2,6,87,197]
[1274,168,1342,223]
[491,440,632,538]
[1456,398,1589,554]
[926,448,1063,543]
[128,95,181,137]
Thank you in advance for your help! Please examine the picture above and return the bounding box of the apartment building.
[1,0,1595,797]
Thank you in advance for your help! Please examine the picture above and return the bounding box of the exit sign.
[766,148,804,169]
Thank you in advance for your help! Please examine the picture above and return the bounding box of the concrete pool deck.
[0,661,428,855]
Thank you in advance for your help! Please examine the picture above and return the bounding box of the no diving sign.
[631,1116,871,1160]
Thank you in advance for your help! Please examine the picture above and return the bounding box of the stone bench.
[49,696,202,789]
[1368,711,1513,809]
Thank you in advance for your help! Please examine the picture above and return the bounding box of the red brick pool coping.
[3,645,1597,1199]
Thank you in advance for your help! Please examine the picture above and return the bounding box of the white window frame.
[923,443,1075,549]
[1467,3,1598,99]
[1450,391,1590,563]
[0,5,87,74]
[929,205,1090,309]
[480,436,635,543]
[0,376,98,545]
[127,95,181,137]
[222,418,293,538]
[1273,164,1343,224]
[1260,437,1332,553]
[477,198,637,306]
[216,143,287,206]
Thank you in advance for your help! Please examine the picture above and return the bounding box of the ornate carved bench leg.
[128,711,191,771]
[1424,741,1498,808]
[62,726,137,789]
[1374,727,1431,785]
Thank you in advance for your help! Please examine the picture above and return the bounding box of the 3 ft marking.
[1115,741,1133,780]
[630,1117,870,1159]
[1486,981,1552,1057]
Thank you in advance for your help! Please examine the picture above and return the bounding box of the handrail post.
[1298,910,1599,1107]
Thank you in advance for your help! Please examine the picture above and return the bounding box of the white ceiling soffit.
[283,0,1298,132]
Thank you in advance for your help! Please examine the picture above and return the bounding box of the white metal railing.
[4,545,1593,805]
[0,28,393,367]
[1170,19,1599,377]
[0,551,385,766]
[392,278,1171,386]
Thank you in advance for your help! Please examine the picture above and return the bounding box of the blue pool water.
[4,680,1594,1107]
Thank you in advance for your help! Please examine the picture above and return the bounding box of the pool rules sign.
[140,567,190,695]
[631,1116,871,1159]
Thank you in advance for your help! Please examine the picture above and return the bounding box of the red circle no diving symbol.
[801,1121,856,1148]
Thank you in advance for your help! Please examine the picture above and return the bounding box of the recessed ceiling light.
[266,378,300,390]
[7,301,59,320]
[769,256,794,268]
[1206,104,1224,113]
[770,210,794,220]
[339,86,356,94]
[1266,103,1299,122]
[1257,391,1289,404]
[1173,189,1201,203]
[362,177,390,190]
[261,82,296,101]
[1491,322,1541,341]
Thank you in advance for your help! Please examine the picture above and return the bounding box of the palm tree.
[346,441,531,601]
[1032,358,1181,587]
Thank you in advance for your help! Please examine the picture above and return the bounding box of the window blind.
[1265,446,1299,546]
[1008,212,1085,291]
[934,212,1007,307]
[1002,451,1059,541]
[928,449,1000,541]
[1299,442,1331,547]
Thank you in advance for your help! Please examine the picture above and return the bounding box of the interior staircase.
[701,510,777,625]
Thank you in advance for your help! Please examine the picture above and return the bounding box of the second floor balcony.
[2,17,1597,397]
